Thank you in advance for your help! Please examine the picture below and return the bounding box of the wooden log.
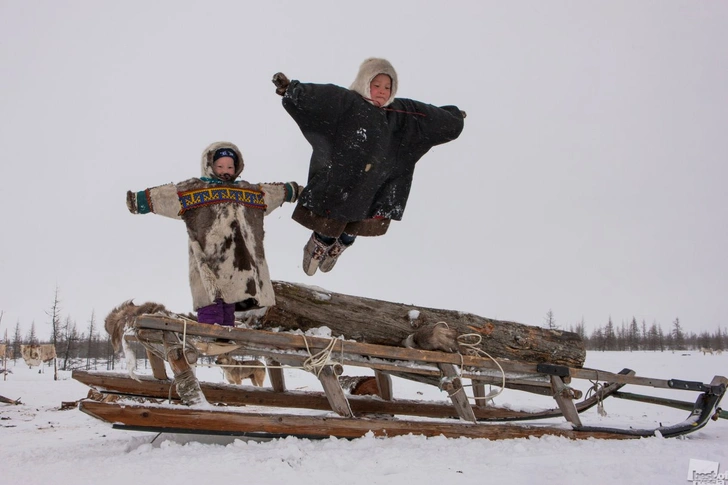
[262,281,586,367]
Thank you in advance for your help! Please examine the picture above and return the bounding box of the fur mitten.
[402,322,459,353]
[126,190,138,214]
[272,72,290,96]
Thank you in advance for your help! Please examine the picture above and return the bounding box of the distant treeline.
[565,317,725,352]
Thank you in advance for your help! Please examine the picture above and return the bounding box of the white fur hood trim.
[200,141,244,179]
[349,58,398,107]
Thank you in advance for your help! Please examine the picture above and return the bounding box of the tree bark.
[258,281,586,368]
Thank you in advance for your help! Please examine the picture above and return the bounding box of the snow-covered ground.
[1,351,727,485]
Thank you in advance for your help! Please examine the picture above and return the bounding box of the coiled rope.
[430,321,507,403]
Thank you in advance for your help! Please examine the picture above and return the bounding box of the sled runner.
[74,313,727,441]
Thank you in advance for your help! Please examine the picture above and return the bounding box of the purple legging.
[197,299,235,326]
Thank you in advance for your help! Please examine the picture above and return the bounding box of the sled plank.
[134,322,558,390]
[267,359,286,392]
[134,316,681,392]
[472,380,488,408]
[318,366,353,417]
[374,371,393,401]
[79,400,637,441]
[146,350,168,380]
[163,332,207,405]
[438,364,476,422]
[550,375,582,427]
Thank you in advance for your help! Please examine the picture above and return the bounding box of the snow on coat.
[130,141,299,310]
[281,58,464,226]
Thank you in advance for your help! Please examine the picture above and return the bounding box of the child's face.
[369,74,392,107]
[212,157,236,181]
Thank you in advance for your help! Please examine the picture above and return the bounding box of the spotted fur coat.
[129,141,299,310]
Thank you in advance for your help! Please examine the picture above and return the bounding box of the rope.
[585,371,607,416]
[454,329,506,403]
[301,334,340,376]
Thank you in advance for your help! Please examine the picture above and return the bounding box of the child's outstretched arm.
[126,184,183,219]
[260,182,302,215]
[272,72,353,129]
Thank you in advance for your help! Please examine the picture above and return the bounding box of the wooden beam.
[550,375,582,427]
[146,350,168,380]
[71,370,633,422]
[438,364,476,422]
[317,366,353,417]
[374,371,393,401]
[266,359,286,392]
[79,400,637,440]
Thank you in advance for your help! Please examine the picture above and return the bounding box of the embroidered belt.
[177,187,266,214]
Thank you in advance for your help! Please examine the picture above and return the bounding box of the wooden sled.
[73,314,727,441]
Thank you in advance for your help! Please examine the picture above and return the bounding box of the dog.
[215,353,266,387]
[104,300,170,380]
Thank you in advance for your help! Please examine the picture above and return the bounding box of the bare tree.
[45,286,62,380]
[628,317,640,351]
[61,315,80,371]
[26,322,38,346]
[672,318,685,351]
[86,310,97,370]
[646,322,659,351]
[604,317,616,351]
[710,327,724,352]
[12,321,22,361]
[544,309,558,330]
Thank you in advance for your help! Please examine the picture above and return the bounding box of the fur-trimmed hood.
[349,58,398,107]
[201,141,245,179]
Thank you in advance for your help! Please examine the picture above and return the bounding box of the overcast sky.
[1,1,727,340]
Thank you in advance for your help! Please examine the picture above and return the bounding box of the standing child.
[126,141,301,326]
[273,58,465,276]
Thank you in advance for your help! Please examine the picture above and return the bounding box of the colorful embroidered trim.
[177,187,266,214]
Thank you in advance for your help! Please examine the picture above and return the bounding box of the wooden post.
[146,350,168,380]
[550,375,582,427]
[438,363,476,422]
[267,359,286,392]
[472,380,488,408]
[163,334,207,406]
[317,366,353,417]
[374,371,393,401]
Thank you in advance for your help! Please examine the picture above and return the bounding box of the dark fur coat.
[281,58,464,227]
